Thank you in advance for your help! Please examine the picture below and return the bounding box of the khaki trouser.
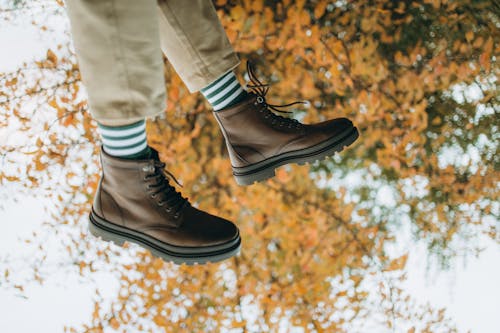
[66,0,240,126]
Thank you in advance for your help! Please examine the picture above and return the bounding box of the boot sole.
[233,126,359,185]
[88,210,241,265]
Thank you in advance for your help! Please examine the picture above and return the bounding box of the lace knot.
[246,61,306,130]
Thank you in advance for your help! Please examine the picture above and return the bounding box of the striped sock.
[200,71,247,111]
[97,120,151,159]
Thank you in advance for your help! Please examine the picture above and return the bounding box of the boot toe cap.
[315,117,353,134]
[181,208,240,247]
[202,214,239,244]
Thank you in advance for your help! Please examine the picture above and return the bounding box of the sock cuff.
[97,120,146,138]
[201,71,237,95]
[201,71,246,111]
[97,120,149,159]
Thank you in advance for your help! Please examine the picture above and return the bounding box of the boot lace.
[246,61,306,130]
[143,161,188,219]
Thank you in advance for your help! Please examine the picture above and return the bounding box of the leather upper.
[214,93,354,168]
[93,148,239,247]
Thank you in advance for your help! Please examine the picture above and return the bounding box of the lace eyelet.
[256,96,264,104]
[173,213,180,219]
[158,202,165,206]
[165,207,172,212]
[150,194,156,198]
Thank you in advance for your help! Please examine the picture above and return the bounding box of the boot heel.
[234,167,276,185]
[88,213,125,246]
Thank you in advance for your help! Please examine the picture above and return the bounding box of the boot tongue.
[151,169,189,217]
[145,151,189,215]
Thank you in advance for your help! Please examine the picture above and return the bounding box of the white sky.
[0,5,499,333]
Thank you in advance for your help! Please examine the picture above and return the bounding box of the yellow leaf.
[231,5,245,21]
[295,0,306,10]
[483,36,493,54]
[251,0,263,12]
[465,31,473,42]
[109,317,120,329]
[48,98,59,109]
[61,112,72,127]
[231,320,247,328]
[47,49,58,65]
[5,77,17,87]
[431,117,442,125]
[35,158,46,171]
[314,2,327,19]
[386,254,408,271]
[473,36,484,48]
[361,17,374,32]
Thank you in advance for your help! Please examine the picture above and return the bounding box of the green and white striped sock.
[200,71,247,111]
[97,120,151,159]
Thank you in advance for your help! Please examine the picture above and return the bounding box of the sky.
[0,3,499,333]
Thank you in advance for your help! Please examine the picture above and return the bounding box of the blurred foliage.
[0,0,498,332]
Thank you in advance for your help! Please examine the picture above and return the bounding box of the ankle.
[97,120,150,160]
[201,71,247,111]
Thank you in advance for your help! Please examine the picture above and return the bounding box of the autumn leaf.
[385,254,408,272]
[5,77,17,87]
[47,49,58,65]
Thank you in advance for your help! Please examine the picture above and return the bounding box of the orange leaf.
[47,49,58,65]
[314,2,327,19]
[385,254,408,271]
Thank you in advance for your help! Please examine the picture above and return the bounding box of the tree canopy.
[0,0,498,332]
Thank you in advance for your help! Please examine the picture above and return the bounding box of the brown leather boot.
[89,147,241,265]
[213,65,358,185]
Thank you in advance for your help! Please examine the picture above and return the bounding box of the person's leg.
[67,0,166,126]
[156,0,240,93]
[156,0,359,185]
[156,0,247,111]
[66,0,165,159]
[65,0,240,264]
